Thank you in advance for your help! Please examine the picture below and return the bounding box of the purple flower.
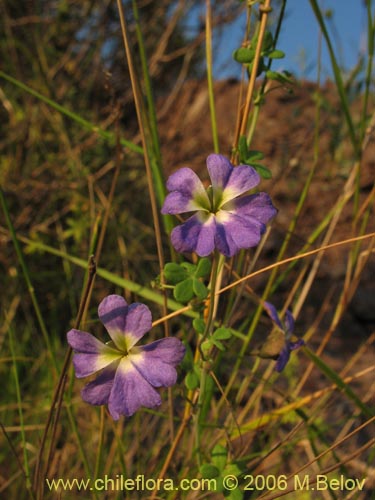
[161,154,277,257]
[264,302,305,372]
[67,295,185,419]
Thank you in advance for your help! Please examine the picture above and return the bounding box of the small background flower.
[263,301,305,372]
[161,153,277,257]
[67,295,185,419]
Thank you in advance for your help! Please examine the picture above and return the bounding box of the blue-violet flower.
[161,154,277,257]
[264,301,305,372]
[67,295,185,419]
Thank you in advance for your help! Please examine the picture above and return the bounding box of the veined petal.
[67,329,122,378]
[225,192,277,223]
[120,303,152,349]
[263,302,283,330]
[206,154,233,192]
[170,213,216,257]
[108,357,161,419]
[161,191,202,214]
[81,362,117,406]
[98,295,128,349]
[214,222,238,257]
[98,295,152,351]
[215,210,266,256]
[164,167,209,209]
[134,338,186,387]
[221,165,260,205]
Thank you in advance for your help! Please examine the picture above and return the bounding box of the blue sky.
[212,1,368,81]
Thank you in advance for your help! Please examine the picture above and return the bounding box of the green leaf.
[266,70,294,84]
[200,464,220,479]
[267,49,285,59]
[262,31,274,52]
[232,47,255,64]
[227,488,244,500]
[304,348,374,418]
[174,279,194,303]
[211,444,227,471]
[193,317,206,334]
[212,339,226,351]
[192,278,208,299]
[213,327,232,341]
[251,163,272,179]
[164,262,188,284]
[180,262,197,274]
[195,257,211,278]
[245,150,264,161]
[185,370,200,390]
[238,135,249,163]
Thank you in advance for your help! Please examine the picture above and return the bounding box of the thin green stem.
[206,0,219,153]
[0,70,142,155]
[309,0,360,158]
[8,324,33,494]
[194,253,220,464]
[33,256,97,498]
[0,188,58,376]
[360,1,374,143]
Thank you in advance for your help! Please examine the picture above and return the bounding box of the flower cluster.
[67,295,185,419]
[264,302,305,372]
[68,155,283,418]
[161,153,277,257]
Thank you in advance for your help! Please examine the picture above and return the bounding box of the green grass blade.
[17,235,196,318]
[304,347,374,419]
[0,70,143,155]
[309,0,360,157]
[0,188,58,375]
[8,324,33,492]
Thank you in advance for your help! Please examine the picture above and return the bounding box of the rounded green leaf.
[251,163,272,179]
[200,464,220,479]
[185,370,199,390]
[174,278,194,303]
[233,47,255,63]
[193,317,206,334]
[195,257,211,278]
[164,262,189,284]
[213,327,232,341]
[193,278,208,299]
[267,49,285,59]
[212,444,227,470]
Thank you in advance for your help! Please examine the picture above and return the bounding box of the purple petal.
[289,339,305,351]
[161,191,200,214]
[81,363,117,406]
[284,310,295,335]
[221,165,261,204]
[67,329,122,377]
[214,222,238,257]
[170,213,216,256]
[228,193,277,223]
[98,295,152,351]
[275,345,290,372]
[263,302,283,330]
[214,211,266,256]
[67,329,106,353]
[163,167,209,212]
[98,295,128,347]
[206,154,233,191]
[108,358,161,419]
[275,339,304,372]
[134,338,186,387]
